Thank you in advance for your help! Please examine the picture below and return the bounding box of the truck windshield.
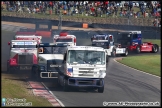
[12,45,36,48]
[39,47,67,54]
[93,36,106,40]
[67,50,105,65]
[56,38,72,42]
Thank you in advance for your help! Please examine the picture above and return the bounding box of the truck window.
[56,38,72,42]
[132,34,138,39]
[67,50,105,65]
[53,47,67,54]
[96,37,105,40]
[12,45,36,48]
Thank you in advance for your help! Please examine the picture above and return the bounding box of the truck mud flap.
[40,72,58,78]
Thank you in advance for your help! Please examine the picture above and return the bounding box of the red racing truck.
[7,40,38,73]
[116,31,159,53]
[53,32,76,46]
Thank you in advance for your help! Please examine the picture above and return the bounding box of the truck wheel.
[106,55,109,63]
[57,79,61,87]
[136,46,141,53]
[31,67,35,79]
[111,49,116,57]
[63,78,69,92]
[36,71,41,82]
[7,63,10,73]
[98,79,104,93]
[121,48,128,56]
[98,86,104,93]
[152,44,159,53]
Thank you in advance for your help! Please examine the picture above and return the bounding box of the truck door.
[131,33,139,45]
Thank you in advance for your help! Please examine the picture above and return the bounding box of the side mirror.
[8,42,10,45]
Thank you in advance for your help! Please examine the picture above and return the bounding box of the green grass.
[143,39,161,47]
[117,55,161,77]
[2,73,53,107]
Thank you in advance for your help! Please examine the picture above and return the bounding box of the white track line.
[41,82,65,107]
[113,58,161,78]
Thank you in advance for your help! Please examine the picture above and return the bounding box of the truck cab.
[91,34,114,49]
[117,31,159,53]
[31,43,68,80]
[117,31,142,47]
[7,40,38,73]
[54,32,76,46]
[91,34,128,57]
[58,46,107,93]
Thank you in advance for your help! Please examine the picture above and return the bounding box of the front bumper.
[9,65,32,70]
[40,72,58,78]
[68,78,104,87]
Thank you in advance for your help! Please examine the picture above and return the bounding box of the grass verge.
[143,39,161,47]
[117,55,161,77]
[1,73,53,107]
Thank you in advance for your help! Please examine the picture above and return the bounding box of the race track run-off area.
[1,24,161,107]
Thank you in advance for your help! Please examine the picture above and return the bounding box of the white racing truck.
[14,35,42,44]
[58,45,107,93]
[7,40,38,73]
[31,43,68,80]
[91,34,128,57]
[54,32,76,46]
[34,43,107,93]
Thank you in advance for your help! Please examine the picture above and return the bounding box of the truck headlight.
[99,70,105,74]
[39,66,45,71]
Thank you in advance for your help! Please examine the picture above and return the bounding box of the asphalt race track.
[1,24,161,107]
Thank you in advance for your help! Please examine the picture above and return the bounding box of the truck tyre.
[121,48,128,56]
[7,63,10,73]
[136,45,141,53]
[63,78,69,92]
[31,67,35,79]
[152,44,159,53]
[111,48,116,57]
[98,79,104,93]
[106,55,109,63]
[36,71,41,82]
[98,86,104,93]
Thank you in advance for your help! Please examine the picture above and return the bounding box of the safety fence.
[2,16,161,33]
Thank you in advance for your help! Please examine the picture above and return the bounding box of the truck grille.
[78,68,95,77]
[47,60,63,72]
[18,55,33,64]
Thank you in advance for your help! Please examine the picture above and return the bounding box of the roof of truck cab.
[67,46,105,51]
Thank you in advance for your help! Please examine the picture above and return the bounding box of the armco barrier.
[2,16,161,32]
[51,30,160,39]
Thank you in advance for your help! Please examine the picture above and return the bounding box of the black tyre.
[98,86,104,93]
[7,63,10,73]
[98,79,104,93]
[63,77,69,92]
[36,71,41,82]
[31,67,35,79]
[111,48,116,57]
[152,44,159,53]
[106,55,109,63]
[136,45,141,53]
[121,48,129,56]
